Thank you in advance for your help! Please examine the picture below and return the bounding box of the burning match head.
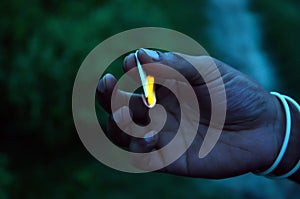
[135,49,157,108]
[142,75,156,108]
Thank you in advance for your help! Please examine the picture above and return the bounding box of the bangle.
[270,94,300,179]
[257,92,292,176]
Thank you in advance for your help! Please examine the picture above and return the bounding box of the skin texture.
[96,49,300,182]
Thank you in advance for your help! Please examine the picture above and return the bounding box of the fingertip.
[104,73,117,91]
[123,53,137,73]
[97,73,117,94]
[138,48,160,64]
[96,73,118,113]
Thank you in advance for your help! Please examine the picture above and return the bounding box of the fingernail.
[141,48,160,61]
[144,130,157,143]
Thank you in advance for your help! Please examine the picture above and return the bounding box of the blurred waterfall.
[207,0,277,90]
[204,0,300,198]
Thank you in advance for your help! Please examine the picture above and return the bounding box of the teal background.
[1,0,300,198]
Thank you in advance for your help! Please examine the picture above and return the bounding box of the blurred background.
[1,0,300,198]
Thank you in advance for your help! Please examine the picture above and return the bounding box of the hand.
[96,49,284,179]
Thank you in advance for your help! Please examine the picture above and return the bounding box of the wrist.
[266,94,300,179]
[259,94,286,171]
[280,97,300,178]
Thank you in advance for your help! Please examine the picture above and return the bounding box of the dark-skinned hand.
[96,49,287,179]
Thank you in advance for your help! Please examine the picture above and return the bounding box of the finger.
[128,93,150,124]
[106,106,132,147]
[123,49,201,84]
[108,109,162,163]
[123,53,140,83]
[96,73,149,123]
[123,49,159,73]
[112,90,150,124]
[96,73,117,113]
[123,49,232,86]
[107,106,132,147]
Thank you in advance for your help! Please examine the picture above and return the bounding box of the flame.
[145,75,155,106]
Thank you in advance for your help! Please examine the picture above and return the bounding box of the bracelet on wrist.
[256,92,300,179]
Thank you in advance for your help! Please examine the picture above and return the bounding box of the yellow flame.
[146,75,155,106]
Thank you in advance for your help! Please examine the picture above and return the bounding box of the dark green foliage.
[0,0,211,198]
